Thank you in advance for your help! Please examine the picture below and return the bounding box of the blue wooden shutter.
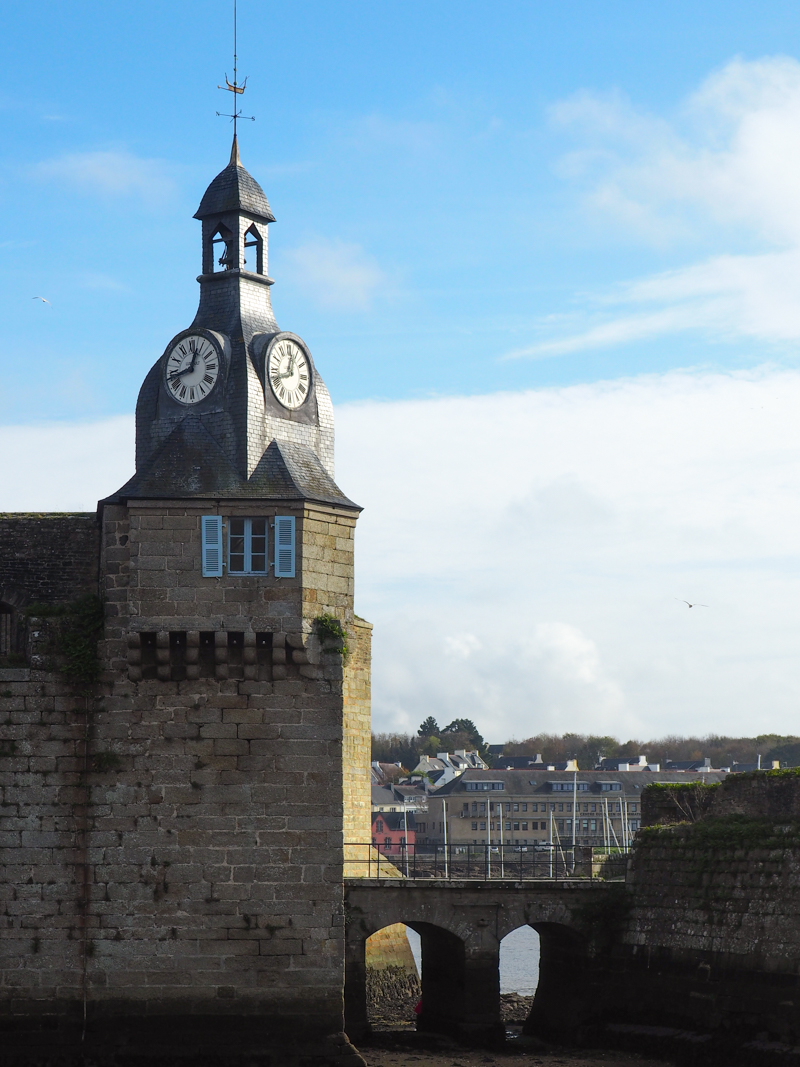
[274,515,295,578]
[201,515,223,577]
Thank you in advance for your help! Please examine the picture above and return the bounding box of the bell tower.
[122,134,336,494]
[90,133,373,1061]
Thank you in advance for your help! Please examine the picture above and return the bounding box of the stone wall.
[0,496,370,1067]
[0,513,99,606]
[343,618,372,871]
[640,771,800,828]
[611,772,800,1057]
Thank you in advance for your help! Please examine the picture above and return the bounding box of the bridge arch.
[344,881,608,1045]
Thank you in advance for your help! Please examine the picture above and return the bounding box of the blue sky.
[5,0,800,423]
[7,3,800,740]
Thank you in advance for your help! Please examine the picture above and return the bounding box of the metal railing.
[346,842,630,881]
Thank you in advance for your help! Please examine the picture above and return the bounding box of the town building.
[371,782,427,814]
[370,760,405,785]
[494,755,579,771]
[598,755,661,771]
[410,749,487,788]
[371,810,417,855]
[421,768,728,849]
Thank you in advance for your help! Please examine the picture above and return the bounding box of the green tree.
[442,718,488,758]
[417,716,440,737]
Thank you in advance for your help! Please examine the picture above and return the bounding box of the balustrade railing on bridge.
[346,842,630,881]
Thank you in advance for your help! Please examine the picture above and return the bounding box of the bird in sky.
[32,296,51,305]
[675,599,708,608]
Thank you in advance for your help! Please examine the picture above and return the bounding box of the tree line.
[371,725,800,772]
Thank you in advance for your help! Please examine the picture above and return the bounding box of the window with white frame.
[229,518,268,574]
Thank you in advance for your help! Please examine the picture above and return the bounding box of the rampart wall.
[0,514,99,606]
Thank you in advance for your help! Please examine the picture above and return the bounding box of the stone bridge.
[344,878,620,1045]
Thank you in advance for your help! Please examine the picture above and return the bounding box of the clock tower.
[115,134,337,499]
[91,137,373,1063]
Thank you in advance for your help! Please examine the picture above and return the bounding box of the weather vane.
[216,0,255,139]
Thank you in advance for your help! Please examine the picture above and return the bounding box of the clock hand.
[279,355,297,378]
[168,349,203,382]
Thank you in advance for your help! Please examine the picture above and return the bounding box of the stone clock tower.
[0,137,372,1067]
[116,136,338,500]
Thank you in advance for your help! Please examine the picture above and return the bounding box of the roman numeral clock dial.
[164,334,220,405]
[267,338,311,410]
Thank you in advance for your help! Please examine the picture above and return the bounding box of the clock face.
[164,334,220,405]
[267,338,311,410]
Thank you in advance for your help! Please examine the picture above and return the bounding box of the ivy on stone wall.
[313,613,348,657]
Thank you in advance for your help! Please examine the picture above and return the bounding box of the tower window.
[243,224,263,274]
[228,518,268,575]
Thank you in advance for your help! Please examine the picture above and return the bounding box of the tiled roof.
[195,159,275,222]
[104,425,359,508]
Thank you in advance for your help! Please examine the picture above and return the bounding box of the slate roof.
[103,419,359,508]
[430,768,728,797]
[371,786,397,808]
[195,156,275,222]
[372,811,417,832]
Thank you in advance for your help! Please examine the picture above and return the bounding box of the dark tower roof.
[194,136,275,222]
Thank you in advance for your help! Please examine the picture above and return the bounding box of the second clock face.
[267,338,311,410]
[164,334,219,405]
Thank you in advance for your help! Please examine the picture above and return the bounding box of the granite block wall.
[0,497,371,1066]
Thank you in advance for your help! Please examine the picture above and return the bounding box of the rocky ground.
[368,985,536,1032]
[358,1035,673,1067]
[363,987,673,1067]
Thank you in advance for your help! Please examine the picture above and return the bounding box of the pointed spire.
[230,133,241,167]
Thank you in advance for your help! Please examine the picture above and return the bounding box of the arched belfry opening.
[210,224,235,272]
[244,223,263,274]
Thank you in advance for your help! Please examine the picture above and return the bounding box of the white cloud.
[334,367,800,741]
[524,57,800,358]
[552,56,800,244]
[505,249,800,359]
[6,368,800,744]
[33,150,177,205]
[283,238,386,311]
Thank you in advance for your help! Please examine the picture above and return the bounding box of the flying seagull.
[32,296,51,305]
[675,599,708,608]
